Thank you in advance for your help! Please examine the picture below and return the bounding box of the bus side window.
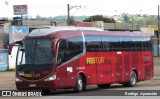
[135,38,143,51]
[85,36,102,52]
[65,37,83,61]
[102,37,110,51]
[109,37,121,51]
[58,40,66,66]
[147,38,152,51]
[143,37,152,51]
[120,37,135,51]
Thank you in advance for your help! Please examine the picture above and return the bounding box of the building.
[0,19,159,57]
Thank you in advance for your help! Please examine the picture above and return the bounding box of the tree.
[83,15,116,23]
[123,15,130,23]
[103,17,116,23]
[146,15,158,25]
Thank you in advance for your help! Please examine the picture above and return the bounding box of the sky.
[0,0,160,18]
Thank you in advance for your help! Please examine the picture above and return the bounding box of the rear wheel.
[74,75,83,93]
[123,71,137,87]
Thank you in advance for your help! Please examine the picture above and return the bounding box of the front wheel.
[74,75,83,93]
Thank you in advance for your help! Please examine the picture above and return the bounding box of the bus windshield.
[16,39,55,71]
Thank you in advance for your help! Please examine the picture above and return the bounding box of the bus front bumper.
[16,77,56,90]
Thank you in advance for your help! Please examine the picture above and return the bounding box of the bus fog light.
[45,75,56,81]
[16,77,22,82]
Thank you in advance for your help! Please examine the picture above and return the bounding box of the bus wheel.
[124,71,137,87]
[97,84,111,89]
[74,75,83,93]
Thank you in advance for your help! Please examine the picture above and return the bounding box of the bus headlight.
[16,77,22,82]
[44,75,56,81]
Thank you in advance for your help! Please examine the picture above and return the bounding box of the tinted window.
[16,39,54,71]
[85,36,102,52]
[66,37,83,60]
[142,37,152,51]
[103,36,124,51]
[58,37,83,66]
[120,37,135,51]
[109,37,121,51]
[135,38,143,51]
[102,36,151,52]
[102,37,110,51]
[34,39,53,65]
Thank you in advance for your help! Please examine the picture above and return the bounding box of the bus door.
[56,37,84,88]
[56,40,68,88]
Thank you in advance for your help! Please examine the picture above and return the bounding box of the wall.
[104,23,141,31]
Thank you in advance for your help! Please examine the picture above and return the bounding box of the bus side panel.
[137,51,143,81]
[56,59,82,89]
[141,51,153,80]
[110,52,117,83]
[132,52,139,72]
[78,51,153,86]
[66,59,81,87]
[83,52,97,85]
[56,65,68,88]
[97,52,112,84]
[116,52,123,82]
[122,52,130,82]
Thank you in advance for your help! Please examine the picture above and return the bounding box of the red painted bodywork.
[14,29,153,90]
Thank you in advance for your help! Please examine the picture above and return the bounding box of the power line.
[67,4,82,26]
[5,1,8,5]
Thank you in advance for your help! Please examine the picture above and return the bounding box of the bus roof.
[27,26,150,39]
[29,26,103,37]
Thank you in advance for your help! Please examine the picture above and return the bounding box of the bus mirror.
[8,41,22,55]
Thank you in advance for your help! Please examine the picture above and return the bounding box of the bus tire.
[74,75,83,93]
[97,84,111,89]
[124,71,137,87]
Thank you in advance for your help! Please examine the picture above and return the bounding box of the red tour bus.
[9,26,153,93]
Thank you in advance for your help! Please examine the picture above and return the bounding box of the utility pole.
[67,4,70,26]
[67,4,81,26]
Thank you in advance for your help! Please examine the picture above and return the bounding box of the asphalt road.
[1,86,160,99]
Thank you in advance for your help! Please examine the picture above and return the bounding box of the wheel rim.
[78,78,83,91]
[131,72,136,85]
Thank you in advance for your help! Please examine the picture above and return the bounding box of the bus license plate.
[29,84,36,87]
